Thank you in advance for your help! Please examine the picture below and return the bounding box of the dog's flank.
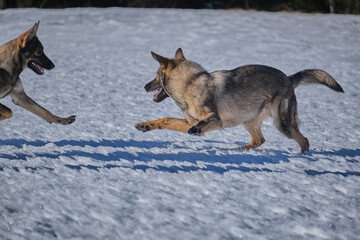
[0,21,75,124]
[135,48,344,153]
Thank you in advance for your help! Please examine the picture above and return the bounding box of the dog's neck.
[0,39,25,79]
[166,64,210,111]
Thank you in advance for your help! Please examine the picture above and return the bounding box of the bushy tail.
[289,69,344,92]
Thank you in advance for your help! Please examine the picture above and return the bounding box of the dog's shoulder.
[0,68,13,98]
[0,68,11,82]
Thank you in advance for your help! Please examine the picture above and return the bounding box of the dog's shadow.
[0,139,359,176]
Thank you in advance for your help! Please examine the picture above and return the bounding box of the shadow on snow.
[0,138,359,176]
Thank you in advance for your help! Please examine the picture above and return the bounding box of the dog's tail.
[289,69,344,92]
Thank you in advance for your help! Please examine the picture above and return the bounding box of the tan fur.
[0,103,12,120]
[0,22,75,125]
[241,107,268,150]
[136,117,191,133]
[136,48,343,153]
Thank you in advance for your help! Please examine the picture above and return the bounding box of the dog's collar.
[160,70,165,82]
[159,70,172,98]
[159,70,168,88]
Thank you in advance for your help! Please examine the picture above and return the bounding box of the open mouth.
[28,61,45,75]
[145,80,169,102]
[151,87,164,101]
[145,84,168,102]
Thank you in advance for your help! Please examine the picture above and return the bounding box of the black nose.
[144,82,151,92]
[42,53,55,70]
[49,61,55,70]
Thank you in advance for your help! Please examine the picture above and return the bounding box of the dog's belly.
[217,101,257,127]
[219,109,247,127]
[216,97,269,128]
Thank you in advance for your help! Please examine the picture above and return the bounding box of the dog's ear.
[18,21,40,48]
[175,48,185,59]
[151,51,171,68]
[28,21,40,40]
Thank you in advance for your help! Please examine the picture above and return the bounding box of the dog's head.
[18,21,55,75]
[145,48,186,102]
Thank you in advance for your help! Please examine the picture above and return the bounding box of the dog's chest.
[0,70,16,98]
[170,87,195,111]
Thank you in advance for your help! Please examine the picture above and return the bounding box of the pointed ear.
[175,48,185,59]
[151,51,170,68]
[29,21,40,39]
[18,21,40,48]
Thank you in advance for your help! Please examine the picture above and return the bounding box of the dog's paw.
[135,123,151,132]
[54,115,76,125]
[65,115,76,125]
[188,126,202,136]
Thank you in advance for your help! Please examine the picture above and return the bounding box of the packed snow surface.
[1,7,360,240]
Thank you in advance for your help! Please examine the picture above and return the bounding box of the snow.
[1,7,360,239]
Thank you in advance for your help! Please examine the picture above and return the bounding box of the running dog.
[0,22,75,124]
[135,48,344,152]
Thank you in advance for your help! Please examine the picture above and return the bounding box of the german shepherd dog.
[135,48,344,152]
[0,22,75,124]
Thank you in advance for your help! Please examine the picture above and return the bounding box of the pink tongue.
[34,62,44,74]
[153,88,162,98]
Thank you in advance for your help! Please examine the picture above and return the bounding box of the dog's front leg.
[188,112,222,136]
[136,117,191,133]
[0,103,13,120]
[9,79,75,125]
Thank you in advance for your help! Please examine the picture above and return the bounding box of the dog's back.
[212,65,293,127]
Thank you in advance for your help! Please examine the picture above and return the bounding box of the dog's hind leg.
[272,96,309,153]
[290,123,309,153]
[241,121,265,150]
[240,114,266,150]
[136,117,192,133]
[0,103,13,120]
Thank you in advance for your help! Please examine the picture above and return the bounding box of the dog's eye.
[34,50,43,56]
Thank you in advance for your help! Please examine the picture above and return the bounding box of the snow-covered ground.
[0,7,359,239]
